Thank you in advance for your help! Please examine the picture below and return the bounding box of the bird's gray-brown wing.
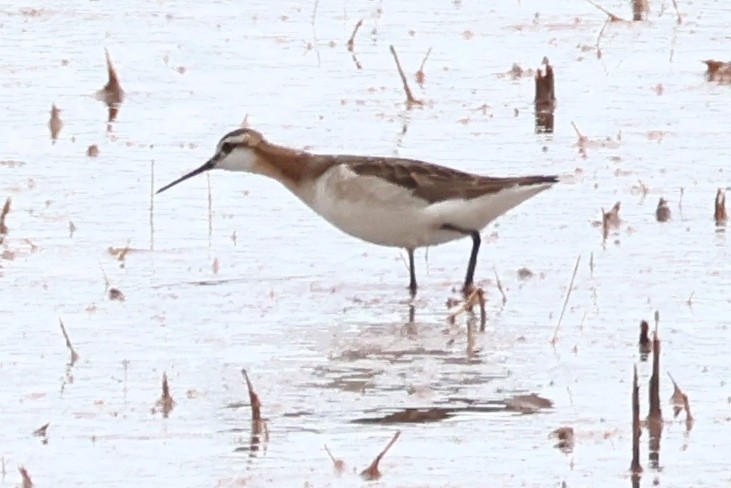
[344,156,558,204]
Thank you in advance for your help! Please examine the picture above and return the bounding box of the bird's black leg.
[407,248,417,297]
[463,231,481,295]
[441,224,482,295]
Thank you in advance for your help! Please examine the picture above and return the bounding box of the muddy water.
[1,0,730,486]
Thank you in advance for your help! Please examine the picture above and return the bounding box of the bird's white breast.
[305,165,439,248]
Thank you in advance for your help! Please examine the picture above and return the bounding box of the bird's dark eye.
[220,142,233,153]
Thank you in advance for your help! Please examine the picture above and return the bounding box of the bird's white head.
[156,128,265,194]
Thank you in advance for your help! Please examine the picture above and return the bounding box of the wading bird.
[157,128,559,296]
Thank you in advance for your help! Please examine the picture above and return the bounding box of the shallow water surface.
[1,0,730,486]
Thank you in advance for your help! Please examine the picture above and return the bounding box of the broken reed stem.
[158,372,175,417]
[18,466,32,488]
[631,365,642,474]
[570,121,583,139]
[0,197,11,235]
[415,47,432,85]
[551,254,582,344]
[347,19,363,52]
[418,47,432,73]
[493,267,507,304]
[389,45,423,107]
[715,188,727,225]
[595,17,610,58]
[683,393,694,424]
[361,430,401,480]
[670,0,682,24]
[648,326,662,422]
[324,444,337,464]
[534,57,555,108]
[98,262,111,291]
[58,319,79,366]
[324,445,345,472]
[33,422,49,438]
[241,369,262,424]
[632,0,647,21]
[585,0,623,21]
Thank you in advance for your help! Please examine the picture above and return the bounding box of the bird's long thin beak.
[156,158,216,195]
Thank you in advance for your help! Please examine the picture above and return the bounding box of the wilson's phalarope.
[157,128,559,295]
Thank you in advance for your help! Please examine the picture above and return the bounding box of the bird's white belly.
[297,165,553,250]
[304,167,456,249]
[318,196,452,248]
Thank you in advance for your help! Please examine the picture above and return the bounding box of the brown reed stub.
[648,327,662,424]
[550,426,575,453]
[534,57,555,108]
[346,19,363,52]
[0,197,11,237]
[108,288,125,301]
[156,372,175,418]
[655,198,671,222]
[241,369,262,423]
[703,60,731,83]
[108,243,131,263]
[360,430,401,480]
[517,267,534,280]
[96,48,125,122]
[32,422,49,438]
[48,104,63,142]
[323,445,345,473]
[18,466,33,488]
[414,47,432,87]
[600,201,621,241]
[59,318,79,366]
[667,372,685,418]
[534,57,555,133]
[389,45,423,108]
[630,365,642,475]
[632,0,648,21]
[714,188,727,225]
[86,145,100,158]
[639,320,651,358]
[647,324,663,469]
[603,201,621,227]
[510,63,524,79]
[667,372,694,429]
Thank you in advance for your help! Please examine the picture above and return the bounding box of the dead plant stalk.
[585,0,624,21]
[241,369,263,430]
[347,19,363,52]
[360,430,401,480]
[551,254,581,344]
[630,366,642,474]
[389,45,423,107]
[59,318,79,365]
